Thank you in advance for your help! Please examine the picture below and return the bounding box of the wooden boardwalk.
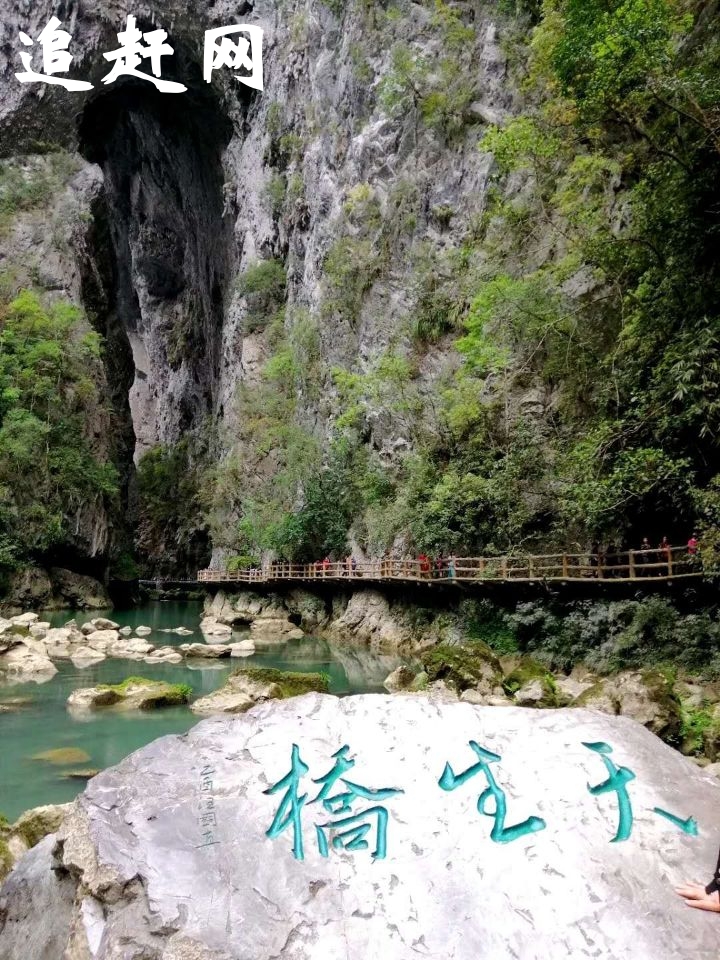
[196,546,704,586]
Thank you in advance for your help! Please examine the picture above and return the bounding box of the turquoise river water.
[0,601,405,820]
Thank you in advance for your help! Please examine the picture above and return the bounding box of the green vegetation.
[0,153,80,236]
[0,289,118,581]
[451,0,720,549]
[680,703,714,757]
[207,311,324,560]
[461,599,519,655]
[264,172,286,217]
[379,2,478,142]
[233,665,330,697]
[237,259,287,333]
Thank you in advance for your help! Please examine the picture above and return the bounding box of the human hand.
[675,882,720,913]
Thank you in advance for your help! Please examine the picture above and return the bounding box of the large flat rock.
[2,695,720,959]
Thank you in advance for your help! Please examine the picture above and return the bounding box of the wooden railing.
[197,546,703,585]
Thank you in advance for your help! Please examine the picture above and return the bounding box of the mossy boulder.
[502,657,561,707]
[235,666,330,697]
[409,671,429,692]
[421,642,502,693]
[191,667,329,716]
[31,747,91,765]
[68,677,192,712]
[574,680,619,714]
[11,803,70,850]
[383,665,417,692]
[573,669,682,745]
[0,803,71,881]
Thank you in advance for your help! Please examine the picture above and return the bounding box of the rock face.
[2,695,720,959]
[2,567,111,610]
[0,836,76,958]
[249,617,304,642]
[0,0,515,576]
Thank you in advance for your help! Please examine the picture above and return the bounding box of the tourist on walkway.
[639,537,652,575]
[589,541,601,577]
[447,555,456,579]
[687,532,701,571]
[418,553,431,579]
[660,536,671,575]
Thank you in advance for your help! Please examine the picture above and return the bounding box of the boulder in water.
[31,748,91,765]
[191,666,329,716]
[199,616,233,637]
[0,643,57,680]
[67,678,192,712]
[83,629,120,650]
[180,642,232,658]
[10,612,38,626]
[2,696,720,958]
[90,617,119,631]
[70,647,106,667]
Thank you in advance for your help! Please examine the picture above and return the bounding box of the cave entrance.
[77,73,235,576]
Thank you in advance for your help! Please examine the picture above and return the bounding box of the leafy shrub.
[0,289,118,573]
[237,259,287,333]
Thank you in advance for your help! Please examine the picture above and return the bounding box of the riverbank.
[202,581,720,673]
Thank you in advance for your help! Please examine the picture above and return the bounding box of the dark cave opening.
[75,73,236,576]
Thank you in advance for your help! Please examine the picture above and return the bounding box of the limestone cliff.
[0,0,520,576]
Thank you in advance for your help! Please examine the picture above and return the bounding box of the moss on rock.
[0,835,12,882]
[503,657,560,706]
[31,747,91,765]
[98,677,192,707]
[573,680,619,712]
[409,671,429,691]
[12,804,68,849]
[421,642,502,692]
[231,666,330,698]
